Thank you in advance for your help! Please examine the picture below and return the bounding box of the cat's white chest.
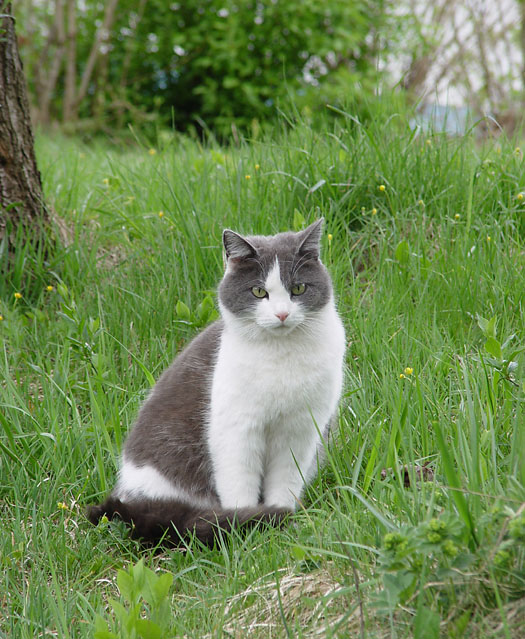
[212,308,344,423]
[207,305,345,509]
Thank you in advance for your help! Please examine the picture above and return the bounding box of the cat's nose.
[275,311,289,322]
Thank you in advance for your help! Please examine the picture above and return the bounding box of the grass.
[0,112,524,638]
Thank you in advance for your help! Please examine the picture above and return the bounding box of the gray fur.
[124,320,222,503]
[219,220,331,316]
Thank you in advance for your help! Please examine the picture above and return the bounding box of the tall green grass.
[1,113,523,638]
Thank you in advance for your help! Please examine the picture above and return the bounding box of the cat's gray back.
[123,320,224,503]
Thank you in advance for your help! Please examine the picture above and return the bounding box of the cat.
[88,220,346,545]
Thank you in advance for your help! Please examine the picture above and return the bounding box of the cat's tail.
[87,497,290,546]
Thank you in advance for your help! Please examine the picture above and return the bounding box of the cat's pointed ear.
[297,219,324,259]
[223,230,257,260]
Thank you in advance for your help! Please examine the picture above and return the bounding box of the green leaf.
[176,300,191,321]
[414,606,440,639]
[134,618,163,639]
[116,570,134,603]
[293,209,305,231]
[94,615,118,639]
[291,545,307,561]
[382,571,413,609]
[484,336,502,360]
[394,240,410,265]
[57,283,69,298]
[153,572,174,602]
[107,598,129,627]
[93,630,118,639]
[196,295,215,322]
[223,76,239,89]
[476,314,496,339]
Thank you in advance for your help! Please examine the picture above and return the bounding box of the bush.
[19,0,388,136]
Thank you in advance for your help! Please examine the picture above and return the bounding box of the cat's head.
[218,220,333,337]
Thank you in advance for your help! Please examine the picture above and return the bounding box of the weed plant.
[0,113,524,638]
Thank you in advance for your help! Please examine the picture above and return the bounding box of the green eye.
[251,286,268,298]
[291,283,306,295]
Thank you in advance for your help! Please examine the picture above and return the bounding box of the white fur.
[115,458,213,508]
[210,259,345,510]
[254,260,306,333]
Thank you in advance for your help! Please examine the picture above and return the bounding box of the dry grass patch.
[204,564,390,639]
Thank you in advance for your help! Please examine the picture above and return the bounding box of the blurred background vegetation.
[15,0,525,140]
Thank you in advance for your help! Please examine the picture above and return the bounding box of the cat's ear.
[223,230,257,260]
[297,219,324,259]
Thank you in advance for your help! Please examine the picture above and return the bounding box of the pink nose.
[275,311,289,322]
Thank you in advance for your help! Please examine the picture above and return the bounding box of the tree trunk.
[0,1,47,243]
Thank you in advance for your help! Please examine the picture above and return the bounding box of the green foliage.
[94,559,174,639]
[375,506,525,630]
[17,0,386,135]
[176,293,219,328]
[1,114,524,637]
[147,0,380,134]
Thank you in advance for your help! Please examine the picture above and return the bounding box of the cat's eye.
[251,286,268,298]
[291,283,306,295]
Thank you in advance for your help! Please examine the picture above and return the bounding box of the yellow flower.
[57,501,68,510]
[102,178,109,185]
[245,174,251,180]
[399,373,405,379]
[158,211,164,218]
[404,367,414,376]
[379,184,386,192]
[487,235,491,242]
[14,292,22,299]
[454,214,460,220]
[0,315,3,321]
[418,199,424,207]
[327,234,333,242]
[426,139,432,146]
[515,147,521,155]
[255,164,260,170]
[517,192,524,201]
[46,285,54,292]
[148,148,156,155]
[371,208,377,215]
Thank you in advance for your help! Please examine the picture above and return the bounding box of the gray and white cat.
[88,220,345,545]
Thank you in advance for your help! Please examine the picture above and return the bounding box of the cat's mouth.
[264,321,298,335]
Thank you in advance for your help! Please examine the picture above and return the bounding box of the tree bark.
[0,1,47,243]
